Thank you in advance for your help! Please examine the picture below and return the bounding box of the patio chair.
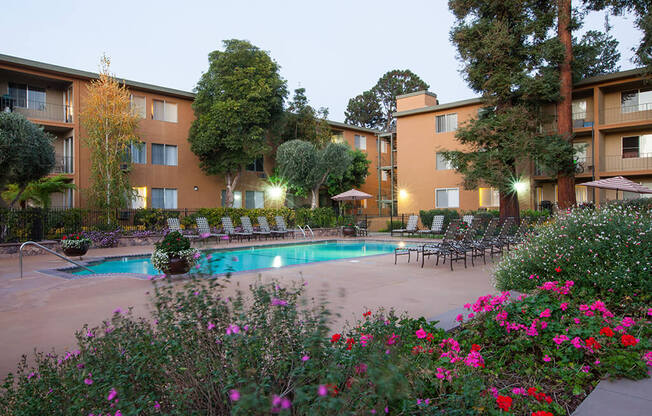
[258,216,286,238]
[275,216,296,238]
[489,218,515,257]
[195,217,227,243]
[221,217,253,242]
[166,217,198,239]
[469,218,499,261]
[241,216,271,240]
[391,215,418,237]
[420,220,467,270]
[457,218,487,266]
[355,219,368,237]
[416,215,444,236]
[462,215,474,226]
[507,218,530,246]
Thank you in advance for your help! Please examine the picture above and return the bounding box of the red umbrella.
[581,176,652,200]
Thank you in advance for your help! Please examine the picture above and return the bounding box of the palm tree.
[2,175,76,209]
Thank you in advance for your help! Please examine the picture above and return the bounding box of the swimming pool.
[70,240,400,276]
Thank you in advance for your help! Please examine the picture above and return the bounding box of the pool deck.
[0,235,496,379]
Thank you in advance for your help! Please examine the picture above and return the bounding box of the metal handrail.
[19,241,94,279]
[296,225,307,238]
[304,225,315,238]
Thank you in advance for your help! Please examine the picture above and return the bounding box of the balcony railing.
[1,96,73,123]
[538,112,594,134]
[534,156,593,176]
[600,104,652,125]
[604,153,652,172]
[52,156,74,174]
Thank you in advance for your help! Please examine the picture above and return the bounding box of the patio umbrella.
[580,176,652,200]
[331,189,373,217]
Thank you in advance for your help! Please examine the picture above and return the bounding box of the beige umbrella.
[331,189,373,217]
[581,176,652,200]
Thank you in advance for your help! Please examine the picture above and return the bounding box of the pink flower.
[581,365,590,373]
[86,331,94,338]
[648,308,652,316]
[115,411,122,416]
[207,322,216,330]
[571,337,584,349]
[574,318,581,324]
[543,355,552,362]
[468,313,475,319]
[464,351,485,368]
[271,298,288,306]
[226,324,240,335]
[84,373,93,385]
[229,389,240,401]
[553,334,569,345]
[415,328,427,339]
[560,302,568,311]
[154,401,161,410]
[107,388,118,401]
[318,385,328,396]
[301,355,310,361]
[512,387,527,395]
[386,333,399,345]
[539,308,551,318]
[456,314,463,322]
[281,398,291,409]
[621,317,635,327]
[113,308,122,314]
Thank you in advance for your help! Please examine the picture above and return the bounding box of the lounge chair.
[457,218,486,266]
[275,216,295,238]
[489,218,515,257]
[420,220,467,270]
[258,216,286,238]
[195,217,227,243]
[391,215,418,236]
[355,219,368,237]
[416,215,444,236]
[166,217,198,239]
[241,216,271,239]
[221,217,253,241]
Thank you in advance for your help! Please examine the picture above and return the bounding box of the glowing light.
[513,181,527,193]
[398,241,406,248]
[234,193,241,200]
[272,255,282,268]
[399,189,408,199]
[267,185,284,200]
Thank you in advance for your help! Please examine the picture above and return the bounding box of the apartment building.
[0,54,388,214]
[394,69,652,214]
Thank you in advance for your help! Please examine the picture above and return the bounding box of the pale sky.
[2,0,643,121]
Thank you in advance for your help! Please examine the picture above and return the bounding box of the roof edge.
[396,90,438,100]
[326,119,383,134]
[394,97,484,117]
[574,68,648,87]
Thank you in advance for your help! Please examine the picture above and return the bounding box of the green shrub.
[133,209,180,230]
[155,231,190,253]
[419,209,460,230]
[520,209,550,222]
[494,204,652,298]
[180,207,294,229]
[295,207,337,228]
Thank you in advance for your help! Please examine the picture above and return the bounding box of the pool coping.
[41,238,412,280]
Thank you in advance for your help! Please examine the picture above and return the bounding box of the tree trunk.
[556,0,576,209]
[310,188,319,209]
[499,191,520,221]
[224,170,241,208]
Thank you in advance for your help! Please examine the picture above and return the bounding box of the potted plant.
[342,222,356,237]
[60,233,91,257]
[151,231,200,275]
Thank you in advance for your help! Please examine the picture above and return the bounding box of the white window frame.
[152,99,178,123]
[151,143,178,166]
[436,152,452,170]
[151,188,177,209]
[130,94,146,119]
[435,113,458,133]
[354,134,366,150]
[435,188,460,208]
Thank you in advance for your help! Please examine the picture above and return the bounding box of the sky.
[2,0,644,121]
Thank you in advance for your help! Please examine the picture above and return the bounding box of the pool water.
[71,240,399,276]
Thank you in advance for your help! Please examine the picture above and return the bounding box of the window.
[221,190,242,208]
[8,83,46,109]
[436,152,452,170]
[245,191,265,209]
[131,187,147,209]
[151,144,177,166]
[435,188,459,208]
[436,113,457,133]
[130,142,147,164]
[575,186,588,203]
[622,135,652,158]
[621,88,652,113]
[151,188,177,209]
[572,99,587,120]
[152,99,178,122]
[354,134,366,150]
[130,95,146,118]
[63,137,74,173]
[331,131,344,143]
[479,187,500,207]
[246,157,264,172]
[380,140,388,153]
[381,170,388,181]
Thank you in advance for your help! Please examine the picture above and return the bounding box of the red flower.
[496,395,512,412]
[345,338,356,350]
[362,310,371,318]
[471,344,482,351]
[599,327,614,337]
[585,337,601,350]
[325,383,339,396]
[554,267,562,273]
[621,334,638,347]
[330,334,341,343]
[527,387,538,396]
[62,236,67,240]
[532,412,554,416]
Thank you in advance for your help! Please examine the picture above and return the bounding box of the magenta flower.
[207,322,216,330]
[86,330,94,338]
[271,298,288,306]
[107,388,118,401]
[543,355,552,362]
[539,308,551,318]
[468,313,475,319]
[456,314,463,322]
[226,324,240,335]
[553,334,569,345]
[621,317,635,327]
[281,398,291,409]
[113,308,122,314]
[84,373,93,385]
[386,333,399,345]
[415,328,427,339]
[571,337,584,349]
[154,401,161,410]
[115,411,122,416]
[229,389,240,401]
[318,384,328,396]
[560,302,568,311]
[301,355,310,361]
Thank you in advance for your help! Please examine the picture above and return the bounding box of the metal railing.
[1,96,73,123]
[534,156,593,176]
[538,112,594,133]
[52,155,74,174]
[19,241,93,278]
[600,104,652,125]
[604,153,652,172]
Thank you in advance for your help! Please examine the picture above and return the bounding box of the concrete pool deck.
[0,236,496,379]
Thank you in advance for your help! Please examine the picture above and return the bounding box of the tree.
[81,55,139,222]
[0,112,55,208]
[189,39,287,207]
[2,175,76,209]
[324,149,371,196]
[276,140,352,209]
[282,88,331,148]
[573,29,621,82]
[345,70,429,130]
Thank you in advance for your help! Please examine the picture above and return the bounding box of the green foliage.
[2,175,76,209]
[419,209,461,231]
[495,204,652,298]
[280,88,332,148]
[0,112,55,207]
[189,39,288,204]
[133,209,180,230]
[294,207,343,228]
[179,207,294,229]
[573,29,621,82]
[324,149,371,196]
[519,209,551,221]
[345,70,429,130]
[155,231,191,254]
[381,220,406,232]
[276,140,352,208]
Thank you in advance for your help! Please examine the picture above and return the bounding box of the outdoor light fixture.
[267,185,284,200]
[193,186,198,191]
[399,189,408,199]
[513,181,527,193]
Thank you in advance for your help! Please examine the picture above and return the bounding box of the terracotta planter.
[167,257,190,275]
[62,246,89,257]
[342,226,356,237]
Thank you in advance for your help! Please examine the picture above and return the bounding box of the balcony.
[604,153,652,172]
[534,156,593,177]
[600,104,652,125]
[51,156,74,174]
[1,96,73,123]
[539,112,594,134]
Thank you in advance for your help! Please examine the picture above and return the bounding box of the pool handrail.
[19,241,94,279]
[304,225,315,238]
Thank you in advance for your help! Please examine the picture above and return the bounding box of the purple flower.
[207,322,216,331]
[226,324,240,335]
[154,401,161,410]
[301,355,310,361]
[113,308,122,314]
[84,373,93,385]
[318,385,328,396]
[229,389,240,401]
[107,388,118,401]
[271,298,288,306]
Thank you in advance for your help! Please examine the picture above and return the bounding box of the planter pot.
[342,226,356,237]
[62,246,89,257]
[167,257,190,275]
